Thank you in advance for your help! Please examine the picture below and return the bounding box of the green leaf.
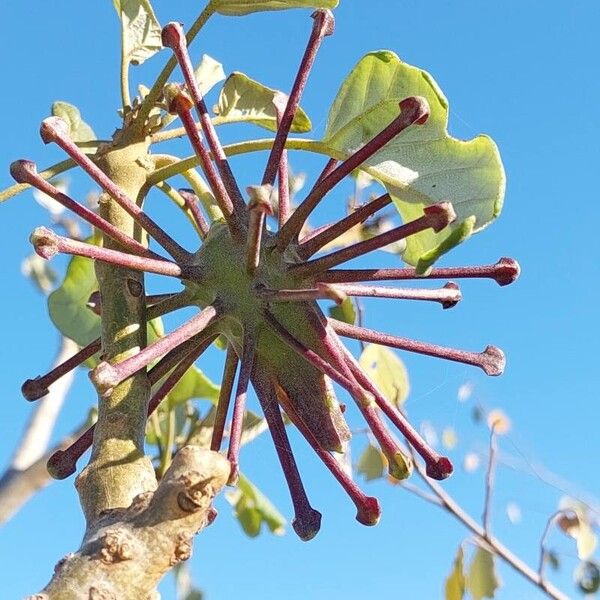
[415,216,475,275]
[113,0,162,65]
[194,54,226,97]
[467,547,501,600]
[48,237,101,347]
[167,365,220,407]
[323,51,504,268]
[212,0,338,16]
[328,297,356,325]
[228,474,286,537]
[214,72,311,132]
[48,238,170,364]
[359,343,409,407]
[51,101,96,143]
[357,444,385,481]
[445,546,466,600]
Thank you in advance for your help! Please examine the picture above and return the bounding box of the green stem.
[2,159,75,203]
[152,154,223,221]
[135,4,215,129]
[120,25,131,109]
[155,181,204,238]
[147,139,336,185]
[159,406,176,478]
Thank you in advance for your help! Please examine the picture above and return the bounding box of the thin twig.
[538,510,565,582]
[483,425,498,537]
[408,451,569,600]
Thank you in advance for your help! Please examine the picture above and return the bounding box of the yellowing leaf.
[212,0,338,16]
[445,546,466,600]
[359,343,409,407]
[328,297,356,325]
[214,72,312,132]
[324,51,504,268]
[357,444,385,482]
[467,547,501,600]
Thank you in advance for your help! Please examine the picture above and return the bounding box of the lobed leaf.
[214,72,312,132]
[211,0,338,16]
[323,51,504,269]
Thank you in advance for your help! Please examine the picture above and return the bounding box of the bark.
[30,447,229,600]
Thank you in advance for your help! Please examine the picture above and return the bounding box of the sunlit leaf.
[467,547,501,600]
[357,444,385,482]
[328,297,356,325]
[359,343,409,407]
[193,54,226,96]
[323,51,504,268]
[51,102,96,143]
[113,0,162,66]
[212,0,338,16]
[445,546,465,600]
[214,72,311,132]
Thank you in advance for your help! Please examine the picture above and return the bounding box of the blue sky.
[1,1,599,598]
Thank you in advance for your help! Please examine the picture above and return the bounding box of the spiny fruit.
[11,11,519,541]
